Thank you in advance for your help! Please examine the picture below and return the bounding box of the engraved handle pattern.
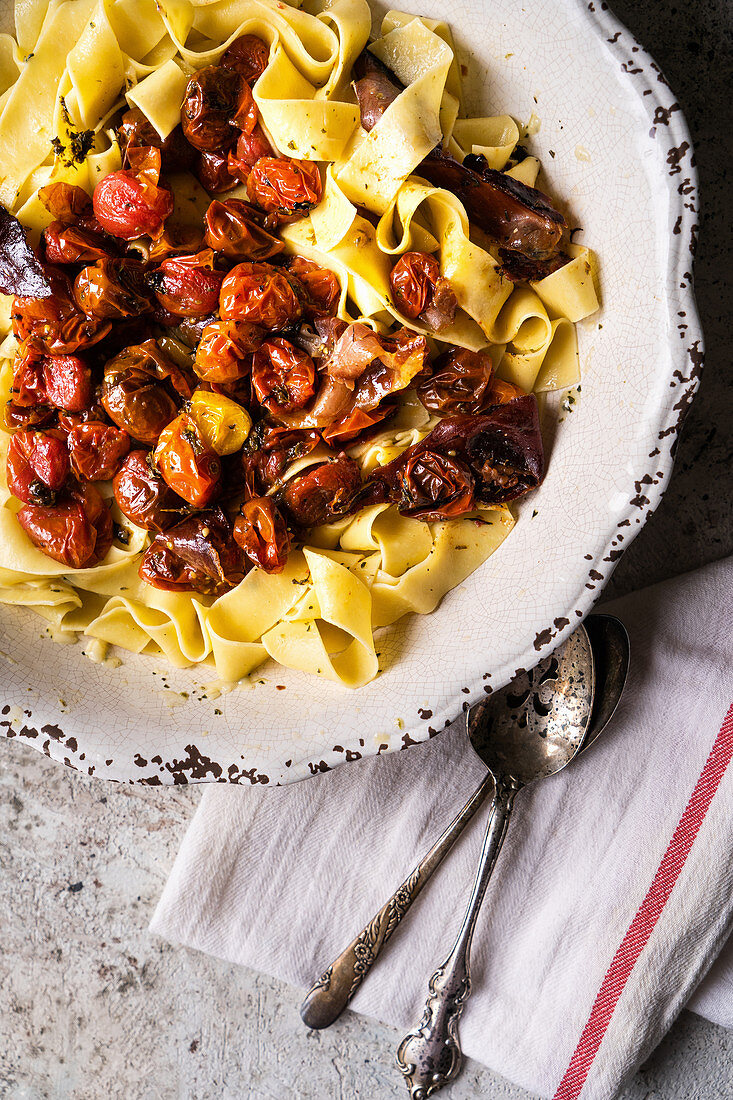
[396,776,519,1097]
[300,774,494,1030]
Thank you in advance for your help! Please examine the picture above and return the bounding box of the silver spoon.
[301,617,628,1033]
[395,625,598,1097]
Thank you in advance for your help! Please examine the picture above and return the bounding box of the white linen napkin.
[150,557,733,1100]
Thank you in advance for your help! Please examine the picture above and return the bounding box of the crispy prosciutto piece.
[267,321,429,439]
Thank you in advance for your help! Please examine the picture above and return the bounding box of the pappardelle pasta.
[0,0,598,688]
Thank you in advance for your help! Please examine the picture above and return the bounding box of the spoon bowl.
[467,625,595,784]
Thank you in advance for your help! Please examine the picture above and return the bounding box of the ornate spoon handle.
[300,773,494,1029]
[396,775,520,1098]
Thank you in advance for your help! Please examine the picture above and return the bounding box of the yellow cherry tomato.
[188,390,252,456]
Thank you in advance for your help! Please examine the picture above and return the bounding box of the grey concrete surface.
[1,0,732,1097]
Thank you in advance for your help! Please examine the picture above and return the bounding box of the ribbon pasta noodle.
[0,0,599,689]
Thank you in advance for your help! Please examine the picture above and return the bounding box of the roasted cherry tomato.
[92,153,173,241]
[37,182,92,223]
[11,344,47,407]
[181,66,255,152]
[416,348,495,416]
[17,480,113,568]
[74,259,153,321]
[153,412,221,508]
[195,151,239,193]
[102,340,194,445]
[280,455,361,527]
[67,422,130,481]
[139,508,245,595]
[42,354,92,412]
[194,318,263,383]
[117,108,196,173]
[4,402,55,430]
[389,252,439,318]
[396,451,475,520]
[13,268,111,354]
[285,256,340,317]
[241,423,322,497]
[219,262,302,329]
[233,496,290,573]
[113,450,185,532]
[251,337,316,414]
[389,251,457,330]
[203,198,283,261]
[6,430,70,505]
[227,126,274,182]
[44,217,112,265]
[38,185,110,265]
[220,34,270,83]
[150,251,225,317]
[247,158,322,218]
[188,390,252,455]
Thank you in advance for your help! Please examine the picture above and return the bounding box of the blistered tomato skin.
[13,268,111,354]
[73,259,152,321]
[285,256,340,317]
[397,451,475,521]
[67,422,130,481]
[194,318,263,383]
[11,345,47,407]
[93,171,173,240]
[233,496,290,573]
[139,508,245,594]
[151,253,225,318]
[117,108,196,173]
[44,220,112,265]
[195,151,239,193]
[102,340,193,446]
[6,430,70,505]
[220,35,270,84]
[247,158,322,218]
[17,481,113,568]
[181,66,255,152]
[251,337,316,414]
[228,127,274,182]
[42,354,92,412]
[188,390,252,455]
[280,456,362,528]
[219,262,302,329]
[113,450,185,532]
[154,413,222,508]
[203,199,283,262]
[241,424,322,497]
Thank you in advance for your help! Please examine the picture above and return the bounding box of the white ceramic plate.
[0,0,702,785]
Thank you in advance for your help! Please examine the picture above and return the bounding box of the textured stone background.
[1,0,731,1097]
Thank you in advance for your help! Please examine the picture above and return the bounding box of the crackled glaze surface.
[0,0,702,786]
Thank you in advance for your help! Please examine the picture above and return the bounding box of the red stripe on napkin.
[553,702,733,1100]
